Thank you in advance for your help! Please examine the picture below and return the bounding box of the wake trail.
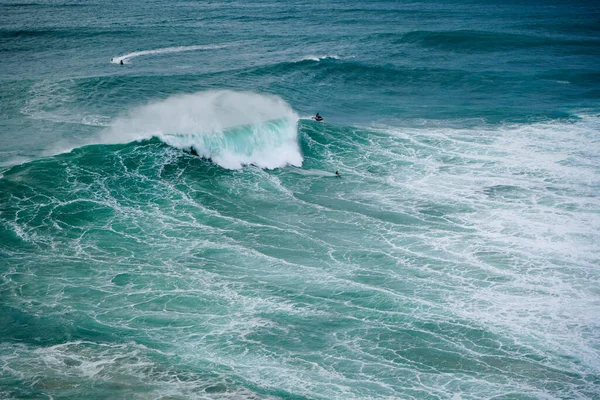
[111,44,229,64]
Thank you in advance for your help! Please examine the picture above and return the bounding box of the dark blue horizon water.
[1,1,600,399]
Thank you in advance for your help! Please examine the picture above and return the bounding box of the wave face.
[103,90,302,169]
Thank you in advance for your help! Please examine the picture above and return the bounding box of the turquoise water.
[1,1,600,398]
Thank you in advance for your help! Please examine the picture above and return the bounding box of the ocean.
[1,0,599,398]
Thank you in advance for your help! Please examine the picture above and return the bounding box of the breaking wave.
[102,90,302,169]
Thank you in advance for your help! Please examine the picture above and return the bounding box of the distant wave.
[0,28,131,39]
[398,30,535,51]
[0,2,87,7]
[245,55,590,94]
[397,30,600,53]
[297,55,341,62]
[101,90,302,169]
[247,58,467,89]
[111,44,228,64]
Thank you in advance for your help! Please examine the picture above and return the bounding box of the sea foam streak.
[102,90,302,169]
[111,44,227,64]
[298,54,340,62]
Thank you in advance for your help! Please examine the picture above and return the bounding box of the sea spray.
[102,90,302,169]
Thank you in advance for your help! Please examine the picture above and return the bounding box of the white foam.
[110,44,228,64]
[101,90,302,169]
[21,80,112,127]
[0,341,268,399]
[298,54,340,62]
[289,168,336,177]
[334,116,600,370]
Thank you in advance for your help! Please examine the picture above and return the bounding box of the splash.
[102,90,302,169]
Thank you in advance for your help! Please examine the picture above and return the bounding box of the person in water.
[315,112,322,120]
[120,60,124,65]
[335,171,340,177]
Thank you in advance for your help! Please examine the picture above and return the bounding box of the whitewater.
[102,91,302,169]
[1,0,600,399]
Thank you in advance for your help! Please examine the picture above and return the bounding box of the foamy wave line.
[111,44,228,64]
[298,54,340,62]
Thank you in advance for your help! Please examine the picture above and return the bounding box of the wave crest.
[298,54,341,62]
[102,90,302,169]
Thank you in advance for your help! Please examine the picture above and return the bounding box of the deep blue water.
[1,1,600,398]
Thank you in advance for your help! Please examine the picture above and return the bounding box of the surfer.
[183,147,199,157]
[335,170,340,177]
[120,60,124,65]
[314,112,323,121]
